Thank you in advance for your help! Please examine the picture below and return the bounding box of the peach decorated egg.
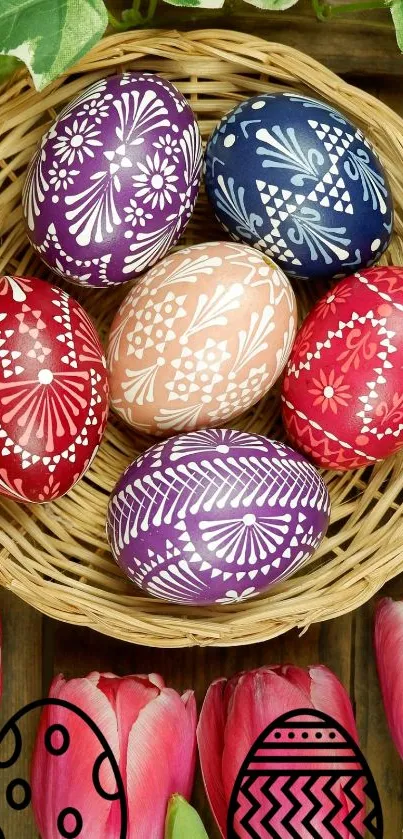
[282,266,403,470]
[0,274,109,502]
[22,73,202,287]
[107,241,297,435]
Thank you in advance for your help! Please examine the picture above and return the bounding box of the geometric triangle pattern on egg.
[205,92,393,281]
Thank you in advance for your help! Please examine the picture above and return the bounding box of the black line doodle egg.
[0,698,127,839]
[227,709,383,839]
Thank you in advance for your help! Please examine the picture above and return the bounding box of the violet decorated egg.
[205,92,393,281]
[0,274,109,503]
[22,73,202,287]
[106,429,330,605]
[107,241,297,435]
[282,266,403,470]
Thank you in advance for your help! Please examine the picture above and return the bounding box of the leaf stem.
[109,0,158,30]
[146,0,158,22]
[312,0,387,19]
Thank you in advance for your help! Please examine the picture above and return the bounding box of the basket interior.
[1,30,403,647]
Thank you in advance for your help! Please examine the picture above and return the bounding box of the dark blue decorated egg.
[205,93,393,281]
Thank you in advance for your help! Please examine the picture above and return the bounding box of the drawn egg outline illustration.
[0,698,128,839]
[227,708,383,839]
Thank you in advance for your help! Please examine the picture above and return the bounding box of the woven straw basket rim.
[1,28,403,648]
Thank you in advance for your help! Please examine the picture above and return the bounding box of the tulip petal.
[308,665,359,741]
[374,597,403,759]
[197,679,228,839]
[31,674,119,839]
[99,674,161,834]
[126,688,197,839]
[222,668,313,805]
[198,666,364,839]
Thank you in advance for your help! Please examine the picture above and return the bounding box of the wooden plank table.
[1,13,403,838]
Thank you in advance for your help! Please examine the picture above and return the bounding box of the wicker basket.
[1,29,403,648]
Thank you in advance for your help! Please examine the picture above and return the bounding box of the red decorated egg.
[282,266,403,470]
[0,275,109,502]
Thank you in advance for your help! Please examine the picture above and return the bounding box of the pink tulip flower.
[374,597,403,759]
[31,671,197,839]
[197,664,362,838]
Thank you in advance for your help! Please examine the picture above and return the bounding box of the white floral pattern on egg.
[22,73,202,287]
[107,241,297,435]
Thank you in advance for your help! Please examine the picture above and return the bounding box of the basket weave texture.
[1,29,403,648]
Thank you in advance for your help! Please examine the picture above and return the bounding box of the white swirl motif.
[212,175,264,240]
[114,88,170,147]
[344,148,389,214]
[256,126,324,186]
[287,206,351,264]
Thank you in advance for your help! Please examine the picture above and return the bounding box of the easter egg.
[22,73,202,287]
[205,92,393,282]
[282,266,403,470]
[0,697,127,838]
[228,708,383,837]
[107,241,297,435]
[106,429,330,605]
[0,274,109,503]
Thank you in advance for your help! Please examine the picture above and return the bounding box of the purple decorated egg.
[106,429,331,605]
[22,73,202,288]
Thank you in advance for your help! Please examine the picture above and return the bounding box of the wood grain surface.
[1,35,403,839]
[110,0,402,78]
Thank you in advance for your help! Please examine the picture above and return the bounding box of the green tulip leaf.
[0,0,108,91]
[165,795,210,839]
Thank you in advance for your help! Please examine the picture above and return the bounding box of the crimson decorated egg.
[22,73,202,287]
[0,275,109,503]
[106,429,330,605]
[228,709,383,838]
[282,266,403,470]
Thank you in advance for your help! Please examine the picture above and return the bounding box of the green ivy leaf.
[165,795,210,839]
[0,0,108,91]
[390,0,403,50]
[243,0,299,9]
